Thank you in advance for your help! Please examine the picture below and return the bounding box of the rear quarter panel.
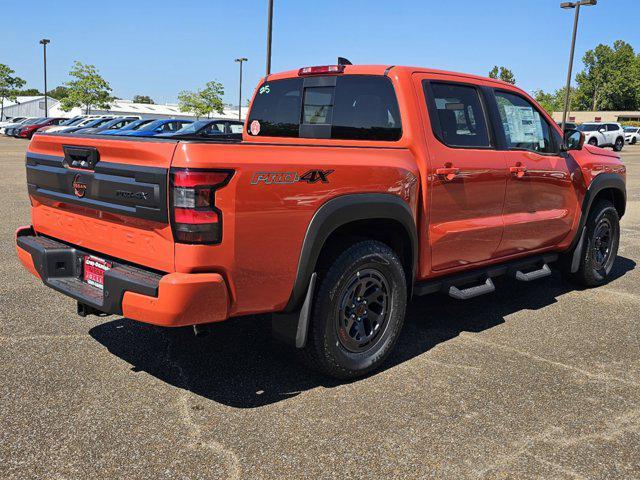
[172,142,419,316]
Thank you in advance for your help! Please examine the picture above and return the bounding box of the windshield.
[102,118,133,129]
[82,118,109,128]
[77,118,99,126]
[623,126,638,133]
[121,119,153,131]
[173,120,210,134]
[60,117,79,126]
[136,120,166,131]
[23,118,46,125]
[577,124,601,132]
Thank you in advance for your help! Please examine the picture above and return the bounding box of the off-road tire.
[567,200,620,287]
[302,240,407,380]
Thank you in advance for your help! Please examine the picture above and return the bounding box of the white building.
[1,95,248,122]
[1,96,54,121]
[48,100,248,121]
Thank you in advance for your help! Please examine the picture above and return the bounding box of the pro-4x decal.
[251,169,334,185]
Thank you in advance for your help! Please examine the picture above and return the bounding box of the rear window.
[247,75,402,141]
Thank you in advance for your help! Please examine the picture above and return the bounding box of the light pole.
[235,58,248,120]
[560,0,596,132]
[266,0,273,75]
[39,39,50,118]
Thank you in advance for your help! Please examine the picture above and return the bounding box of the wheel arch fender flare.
[582,173,626,220]
[566,172,626,271]
[283,193,418,313]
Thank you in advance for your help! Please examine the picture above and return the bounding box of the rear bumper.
[15,226,229,327]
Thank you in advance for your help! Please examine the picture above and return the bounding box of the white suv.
[624,126,640,145]
[578,122,625,151]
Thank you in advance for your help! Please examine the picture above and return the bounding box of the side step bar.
[414,253,558,300]
[515,264,551,282]
[449,278,495,300]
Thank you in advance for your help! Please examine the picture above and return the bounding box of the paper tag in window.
[250,120,261,136]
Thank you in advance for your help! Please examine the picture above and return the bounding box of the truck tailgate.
[26,134,178,272]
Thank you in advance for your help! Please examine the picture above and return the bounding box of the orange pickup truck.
[16,64,626,379]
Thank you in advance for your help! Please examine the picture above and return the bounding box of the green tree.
[17,88,42,96]
[178,81,225,118]
[48,85,69,100]
[132,94,154,104]
[573,40,640,111]
[0,64,26,121]
[60,61,114,114]
[533,87,574,115]
[489,65,516,84]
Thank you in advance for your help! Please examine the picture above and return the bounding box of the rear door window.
[247,75,402,141]
[426,82,491,148]
[331,76,402,141]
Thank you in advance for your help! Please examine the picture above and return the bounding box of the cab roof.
[264,64,516,88]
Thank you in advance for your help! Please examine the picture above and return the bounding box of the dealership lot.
[1,136,639,479]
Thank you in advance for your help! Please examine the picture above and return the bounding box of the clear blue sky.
[1,0,638,105]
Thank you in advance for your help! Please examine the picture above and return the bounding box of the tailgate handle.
[63,145,100,170]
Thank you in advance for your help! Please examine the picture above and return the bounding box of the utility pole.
[266,0,273,75]
[39,39,50,117]
[235,58,248,120]
[559,0,597,132]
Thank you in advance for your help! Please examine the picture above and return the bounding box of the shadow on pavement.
[89,256,635,409]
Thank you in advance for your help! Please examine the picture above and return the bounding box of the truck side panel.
[171,141,419,316]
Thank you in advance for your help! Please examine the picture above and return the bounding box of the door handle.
[509,166,527,178]
[435,167,460,181]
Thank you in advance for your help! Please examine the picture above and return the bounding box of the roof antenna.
[337,57,352,66]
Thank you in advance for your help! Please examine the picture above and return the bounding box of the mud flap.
[571,227,587,274]
[271,273,317,348]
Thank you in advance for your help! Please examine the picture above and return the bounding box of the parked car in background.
[623,126,640,145]
[1,117,35,135]
[16,117,66,139]
[75,117,139,134]
[119,118,193,137]
[156,119,243,138]
[45,116,104,134]
[53,117,117,135]
[577,122,625,151]
[5,117,46,137]
[37,116,86,133]
[99,118,155,135]
[0,116,27,128]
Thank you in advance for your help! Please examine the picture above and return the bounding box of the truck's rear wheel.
[303,240,407,379]
[567,200,620,287]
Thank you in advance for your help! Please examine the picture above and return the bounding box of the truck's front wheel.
[303,240,407,380]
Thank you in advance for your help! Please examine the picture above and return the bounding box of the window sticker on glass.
[502,105,545,148]
[259,85,270,95]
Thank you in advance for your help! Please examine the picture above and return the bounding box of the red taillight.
[298,65,345,76]
[170,168,232,244]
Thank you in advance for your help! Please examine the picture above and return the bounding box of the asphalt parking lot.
[1,136,639,479]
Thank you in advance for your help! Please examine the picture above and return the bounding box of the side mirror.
[564,129,585,151]
[599,127,606,133]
